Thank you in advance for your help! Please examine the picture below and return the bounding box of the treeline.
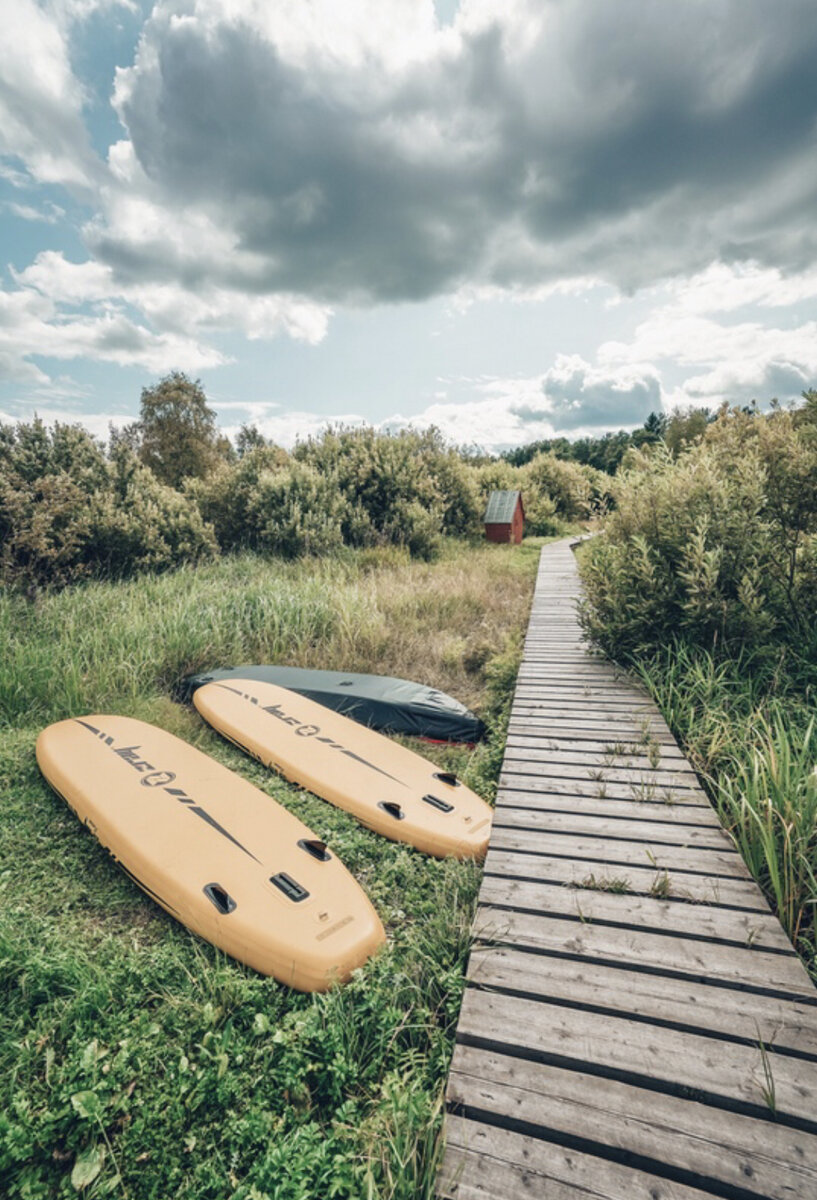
[0,373,608,591]
[504,408,719,472]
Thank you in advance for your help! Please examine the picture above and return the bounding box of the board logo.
[217,686,408,788]
[141,770,177,787]
[74,720,260,863]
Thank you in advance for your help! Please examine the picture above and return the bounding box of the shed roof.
[483,490,523,524]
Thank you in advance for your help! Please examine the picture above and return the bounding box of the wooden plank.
[483,848,769,909]
[489,825,749,877]
[510,693,666,712]
[498,772,696,803]
[465,946,817,1052]
[440,1116,719,1200]
[477,876,794,952]
[447,1049,817,1200]
[455,989,817,1116]
[508,720,678,745]
[492,808,731,849]
[503,743,697,774]
[500,757,704,791]
[505,733,687,760]
[495,790,718,823]
[509,708,669,725]
[472,908,813,995]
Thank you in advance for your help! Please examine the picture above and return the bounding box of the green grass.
[631,642,817,976]
[0,538,544,1199]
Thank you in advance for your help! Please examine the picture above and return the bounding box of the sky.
[1,0,816,453]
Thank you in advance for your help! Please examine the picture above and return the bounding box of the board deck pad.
[36,716,385,991]
[193,680,493,859]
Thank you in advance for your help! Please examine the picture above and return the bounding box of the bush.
[579,403,817,661]
[187,444,289,551]
[246,462,348,558]
[523,452,595,521]
[0,420,217,591]
[294,426,480,554]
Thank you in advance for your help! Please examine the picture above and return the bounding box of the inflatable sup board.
[193,681,493,859]
[36,716,385,991]
[180,666,486,745]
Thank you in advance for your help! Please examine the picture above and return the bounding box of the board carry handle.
[422,793,454,813]
[270,872,310,902]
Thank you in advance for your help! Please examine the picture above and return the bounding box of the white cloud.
[598,264,817,409]
[0,0,100,189]
[0,277,229,383]
[2,200,66,224]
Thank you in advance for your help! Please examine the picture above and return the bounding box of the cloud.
[538,355,662,430]
[599,264,817,408]
[0,275,229,382]
[85,0,817,306]
[2,200,66,224]
[0,0,100,189]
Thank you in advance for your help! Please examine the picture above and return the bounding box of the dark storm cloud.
[99,0,817,303]
[540,361,662,430]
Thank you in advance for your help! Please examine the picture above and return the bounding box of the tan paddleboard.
[36,716,385,991]
[193,681,493,859]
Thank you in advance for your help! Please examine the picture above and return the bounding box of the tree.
[235,423,272,457]
[135,372,225,488]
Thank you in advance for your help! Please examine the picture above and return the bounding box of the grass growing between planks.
[629,643,817,978]
[0,538,544,1200]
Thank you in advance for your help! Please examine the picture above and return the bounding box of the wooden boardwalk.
[438,538,817,1200]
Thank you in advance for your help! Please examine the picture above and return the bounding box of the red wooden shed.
[483,490,525,544]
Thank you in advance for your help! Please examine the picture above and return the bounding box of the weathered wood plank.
[495,790,718,823]
[498,772,694,803]
[465,947,817,1051]
[472,908,813,995]
[505,733,687,759]
[477,876,794,953]
[501,763,695,792]
[483,848,769,909]
[455,989,817,1117]
[503,744,698,775]
[491,808,731,848]
[440,1116,719,1200]
[489,825,749,876]
[447,1049,817,1200]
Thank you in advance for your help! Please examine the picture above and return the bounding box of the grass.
[630,642,817,976]
[0,537,545,1199]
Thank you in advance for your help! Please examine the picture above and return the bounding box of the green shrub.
[0,421,216,590]
[246,462,348,558]
[294,426,474,554]
[523,452,595,521]
[579,404,817,660]
[187,444,289,551]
